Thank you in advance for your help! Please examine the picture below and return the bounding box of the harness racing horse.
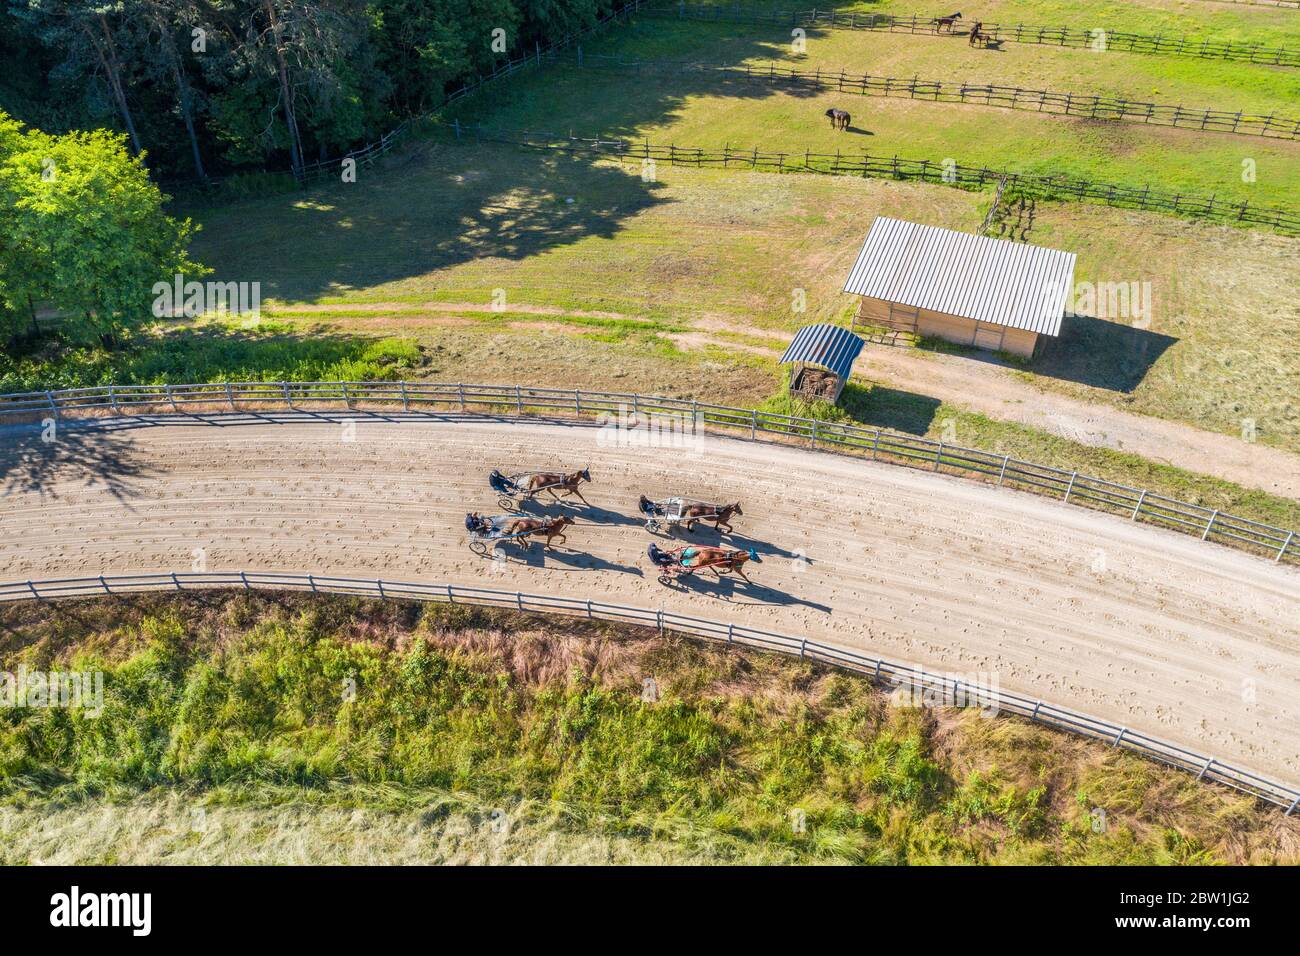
[523,468,592,505]
[824,108,850,131]
[503,515,574,550]
[935,11,962,32]
[648,543,760,585]
[681,502,743,535]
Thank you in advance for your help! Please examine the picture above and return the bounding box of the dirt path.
[855,344,1300,500]
[1,414,1296,786]
[268,300,1300,499]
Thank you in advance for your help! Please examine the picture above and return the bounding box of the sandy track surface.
[1,412,1297,785]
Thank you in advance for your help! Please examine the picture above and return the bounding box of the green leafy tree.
[0,109,202,348]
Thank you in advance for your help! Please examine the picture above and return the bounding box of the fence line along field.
[652,6,1300,66]
[442,19,1300,210]
[578,55,1300,140]
[447,122,1300,232]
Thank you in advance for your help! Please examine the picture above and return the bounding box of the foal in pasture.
[824,108,850,131]
[524,468,592,505]
[968,21,987,47]
[503,515,573,550]
[935,11,962,32]
[682,502,743,535]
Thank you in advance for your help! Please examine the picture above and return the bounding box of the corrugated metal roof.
[779,323,865,380]
[843,217,1076,336]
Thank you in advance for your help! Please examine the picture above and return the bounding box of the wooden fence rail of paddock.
[2,381,1296,567]
[445,124,1300,233]
[0,570,1296,813]
[567,54,1300,141]
[653,4,1300,67]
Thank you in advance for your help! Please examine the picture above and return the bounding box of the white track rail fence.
[0,571,1296,813]
[2,381,1295,567]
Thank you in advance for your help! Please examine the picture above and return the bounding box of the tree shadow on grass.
[184,20,846,304]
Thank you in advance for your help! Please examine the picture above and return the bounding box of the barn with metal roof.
[844,216,1076,358]
[779,323,866,403]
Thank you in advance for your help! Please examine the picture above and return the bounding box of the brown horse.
[524,468,592,505]
[503,515,573,550]
[935,11,962,32]
[682,502,743,535]
[824,108,850,131]
[968,20,987,47]
[682,546,758,583]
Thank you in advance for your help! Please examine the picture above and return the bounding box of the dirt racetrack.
[1,411,1297,787]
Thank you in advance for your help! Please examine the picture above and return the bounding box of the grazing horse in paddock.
[503,514,573,550]
[935,11,962,32]
[524,468,592,505]
[825,108,850,130]
[969,20,988,47]
[682,502,743,535]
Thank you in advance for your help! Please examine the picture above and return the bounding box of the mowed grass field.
[189,136,1300,451]
[442,19,1300,208]
[692,0,1300,46]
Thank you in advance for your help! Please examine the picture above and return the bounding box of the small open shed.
[844,216,1076,358]
[779,323,866,404]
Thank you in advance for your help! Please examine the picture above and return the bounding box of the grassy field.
[687,0,1300,45]
[443,19,1300,208]
[184,142,1300,453]
[2,591,1296,865]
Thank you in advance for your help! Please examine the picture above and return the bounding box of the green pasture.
[183,142,1300,452]
[678,0,1300,45]
[442,20,1300,208]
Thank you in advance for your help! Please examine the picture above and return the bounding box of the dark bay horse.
[969,20,988,47]
[936,11,962,32]
[824,108,850,130]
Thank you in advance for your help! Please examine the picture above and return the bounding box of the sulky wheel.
[497,495,516,511]
[657,574,672,586]
[470,540,488,556]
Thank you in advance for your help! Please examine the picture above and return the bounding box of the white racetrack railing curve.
[1,571,1296,813]
[1,380,1296,566]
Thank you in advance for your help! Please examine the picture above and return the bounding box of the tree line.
[1,0,620,181]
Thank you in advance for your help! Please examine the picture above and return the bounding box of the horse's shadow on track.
[666,573,830,613]
[511,546,644,576]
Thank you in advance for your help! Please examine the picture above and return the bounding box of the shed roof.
[843,216,1076,336]
[779,323,865,380]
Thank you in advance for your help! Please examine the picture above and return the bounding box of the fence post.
[933,441,943,471]
[108,385,119,412]
[1131,489,1147,520]
[26,580,40,600]
[1197,756,1215,781]
[225,382,235,410]
[1278,530,1295,563]
[516,384,523,415]
[1202,510,1219,541]
[458,383,466,410]
[575,389,582,414]
[241,570,251,590]
[751,409,757,439]
[1113,727,1126,747]
[46,390,58,420]
[1063,471,1077,502]
[401,381,409,411]
[997,454,1010,485]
